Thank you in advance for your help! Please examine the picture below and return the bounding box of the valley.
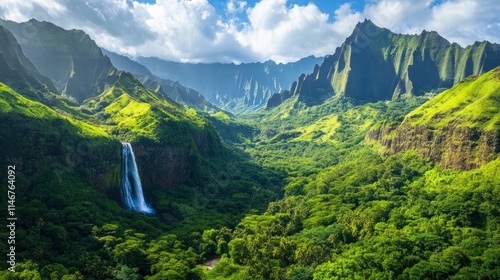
[0,15,499,280]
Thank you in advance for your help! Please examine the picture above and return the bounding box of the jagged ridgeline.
[268,19,500,108]
[136,55,323,113]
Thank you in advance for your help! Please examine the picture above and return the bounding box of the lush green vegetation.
[202,148,500,279]
[3,62,500,280]
[1,18,499,279]
[406,67,500,130]
[0,77,283,279]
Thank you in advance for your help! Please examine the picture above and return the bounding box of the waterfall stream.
[121,142,155,214]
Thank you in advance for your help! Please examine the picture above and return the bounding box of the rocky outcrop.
[132,144,190,190]
[386,123,499,170]
[133,127,223,190]
[369,67,500,170]
[267,20,500,108]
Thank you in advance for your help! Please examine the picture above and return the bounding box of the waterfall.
[121,142,155,214]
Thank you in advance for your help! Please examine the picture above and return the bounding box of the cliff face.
[268,20,500,108]
[132,126,223,190]
[370,67,500,170]
[132,144,190,190]
[0,19,117,103]
[372,123,500,170]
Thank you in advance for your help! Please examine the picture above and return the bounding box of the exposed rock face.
[0,19,117,103]
[133,128,223,190]
[268,20,500,108]
[380,123,500,170]
[369,68,500,170]
[133,144,190,190]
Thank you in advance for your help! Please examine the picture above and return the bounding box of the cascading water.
[121,142,155,214]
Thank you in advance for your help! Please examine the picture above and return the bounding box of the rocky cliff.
[268,20,500,108]
[369,67,500,170]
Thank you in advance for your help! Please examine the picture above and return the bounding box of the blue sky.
[0,0,499,63]
[136,0,364,22]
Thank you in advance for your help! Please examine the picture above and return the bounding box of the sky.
[0,0,499,63]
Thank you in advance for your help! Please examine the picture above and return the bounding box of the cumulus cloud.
[363,0,500,46]
[0,0,498,63]
[235,0,361,62]
[226,0,247,14]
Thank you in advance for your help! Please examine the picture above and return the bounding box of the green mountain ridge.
[370,67,500,170]
[102,48,222,113]
[267,19,500,108]
[0,18,117,103]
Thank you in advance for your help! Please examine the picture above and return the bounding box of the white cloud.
[362,0,500,46]
[0,0,66,22]
[226,0,247,14]
[235,0,362,62]
[0,0,498,63]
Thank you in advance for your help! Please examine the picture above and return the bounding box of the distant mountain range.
[136,55,324,114]
[267,19,500,108]
[101,49,222,113]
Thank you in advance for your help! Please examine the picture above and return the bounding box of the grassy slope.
[0,82,110,138]
[405,67,500,130]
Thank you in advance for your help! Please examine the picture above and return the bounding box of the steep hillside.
[268,20,500,108]
[372,67,500,170]
[0,25,57,99]
[82,71,225,189]
[0,82,120,192]
[102,49,221,113]
[0,19,117,102]
[137,55,323,113]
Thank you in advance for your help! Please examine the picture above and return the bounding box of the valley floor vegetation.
[2,88,499,280]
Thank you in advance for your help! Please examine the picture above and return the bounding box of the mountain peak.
[0,19,116,102]
[267,22,500,109]
[354,18,382,31]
